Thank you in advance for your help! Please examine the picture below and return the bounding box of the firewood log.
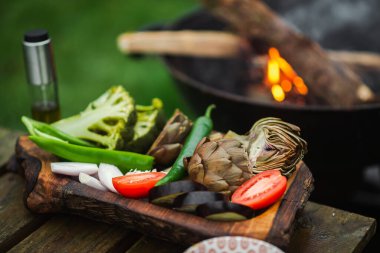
[203,0,374,107]
[118,31,248,58]
[328,51,380,72]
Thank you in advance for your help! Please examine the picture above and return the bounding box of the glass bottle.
[23,29,61,123]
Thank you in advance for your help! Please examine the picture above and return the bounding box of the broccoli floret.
[124,98,165,153]
[52,86,136,150]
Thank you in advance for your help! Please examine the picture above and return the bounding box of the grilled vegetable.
[148,110,192,167]
[156,105,215,186]
[112,172,166,198]
[172,191,226,213]
[124,98,165,153]
[52,86,136,150]
[196,201,255,221]
[22,116,93,147]
[149,180,207,207]
[187,117,306,194]
[29,136,154,173]
[231,170,287,210]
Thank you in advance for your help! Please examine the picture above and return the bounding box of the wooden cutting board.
[14,135,313,251]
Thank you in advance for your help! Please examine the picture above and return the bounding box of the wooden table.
[0,127,376,253]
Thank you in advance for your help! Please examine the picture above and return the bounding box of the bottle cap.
[23,29,56,86]
[24,29,49,43]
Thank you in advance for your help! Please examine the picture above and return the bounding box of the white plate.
[184,236,284,253]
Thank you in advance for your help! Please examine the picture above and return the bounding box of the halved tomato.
[231,170,287,210]
[112,172,166,198]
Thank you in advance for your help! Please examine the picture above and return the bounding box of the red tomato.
[112,172,166,198]
[231,170,287,210]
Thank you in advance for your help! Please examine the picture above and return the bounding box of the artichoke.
[247,117,307,176]
[187,117,307,194]
[188,137,252,194]
[148,110,192,166]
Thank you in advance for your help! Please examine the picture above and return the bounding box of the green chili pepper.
[156,105,215,186]
[22,116,94,147]
[29,136,154,173]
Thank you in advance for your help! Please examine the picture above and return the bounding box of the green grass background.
[0,0,197,130]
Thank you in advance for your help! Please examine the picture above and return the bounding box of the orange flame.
[293,76,308,95]
[266,47,308,102]
[268,47,280,59]
[271,84,285,102]
[281,80,292,92]
[267,59,280,84]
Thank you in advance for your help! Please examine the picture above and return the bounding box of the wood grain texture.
[288,202,377,253]
[0,173,47,252]
[267,163,313,247]
[8,214,141,253]
[15,135,314,250]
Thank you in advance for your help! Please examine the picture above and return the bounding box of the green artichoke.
[187,117,307,194]
[247,117,307,176]
[188,137,252,194]
[148,110,192,166]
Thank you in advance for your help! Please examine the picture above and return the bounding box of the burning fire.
[265,48,308,102]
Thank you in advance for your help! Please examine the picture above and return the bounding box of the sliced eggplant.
[172,191,226,213]
[196,201,255,221]
[149,180,207,207]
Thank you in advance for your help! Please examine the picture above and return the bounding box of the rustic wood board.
[15,135,314,250]
[1,173,375,253]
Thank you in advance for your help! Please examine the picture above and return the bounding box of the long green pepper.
[29,136,154,173]
[155,105,215,186]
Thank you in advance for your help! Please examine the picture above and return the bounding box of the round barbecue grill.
[161,9,380,171]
